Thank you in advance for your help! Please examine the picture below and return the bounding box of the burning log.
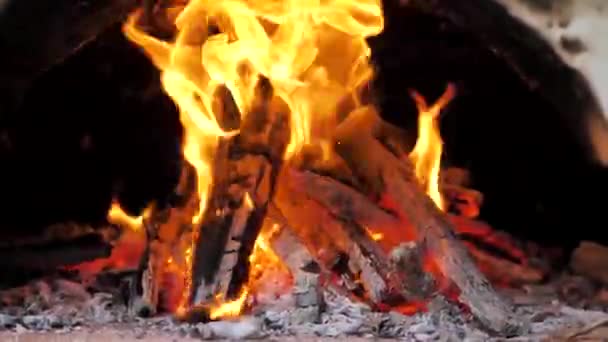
[187,78,290,314]
[266,205,323,312]
[333,106,523,334]
[285,168,405,248]
[286,165,543,288]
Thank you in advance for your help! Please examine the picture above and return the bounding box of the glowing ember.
[364,225,384,241]
[409,84,456,210]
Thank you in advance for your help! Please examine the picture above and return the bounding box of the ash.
[0,275,607,341]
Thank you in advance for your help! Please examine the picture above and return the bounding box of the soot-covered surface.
[0,7,607,248]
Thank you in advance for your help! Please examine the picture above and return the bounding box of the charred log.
[187,78,290,313]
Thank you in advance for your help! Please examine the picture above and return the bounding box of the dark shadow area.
[1,7,607,252]
[0,26,182,236]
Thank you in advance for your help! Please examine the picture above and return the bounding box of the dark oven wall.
[0,26,183,237]
[370,5,608,249]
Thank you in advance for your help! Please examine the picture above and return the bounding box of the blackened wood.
[188,78,290,310]
[333,106,524,334]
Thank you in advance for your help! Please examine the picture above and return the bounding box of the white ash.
[2,275,608,340]
[0,278,130,331]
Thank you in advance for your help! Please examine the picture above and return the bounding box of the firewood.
[129,161,199,316]
[284,168,406,249]
[274,176,384,303]
[570,242,608,286]
[463,242,545,286]
[266,205,323,311]
[187,77,290,312]
[276,169,419,306]
[284,166,539,291]
[333,106,524,334]
[390,242,436,300]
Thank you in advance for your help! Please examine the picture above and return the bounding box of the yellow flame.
[208,287,249,320]
[107,200,152,231]
[409,84,456,211]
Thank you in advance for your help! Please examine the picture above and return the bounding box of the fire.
[209,288,249,320]
[409,84,456,210]
[107,200,152,231]
[120,0,457,319]
[68,201,149,279]
[123,0,384,314]
[364,225,384,241]
[207,222,287,319]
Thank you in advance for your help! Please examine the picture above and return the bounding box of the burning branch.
[333,104,524,334]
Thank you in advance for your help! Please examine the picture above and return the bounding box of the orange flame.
[409,84,456,210]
